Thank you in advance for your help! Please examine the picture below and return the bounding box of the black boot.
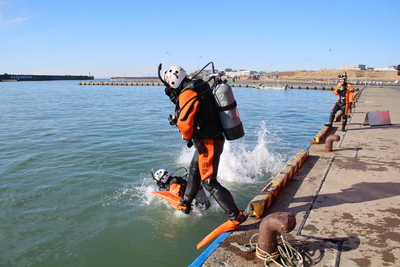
[341,116,348,132]
[228,210,247,224]
[179,198,191,214]
[325,111,335,127]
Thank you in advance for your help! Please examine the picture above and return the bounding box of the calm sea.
[0,80,334,267]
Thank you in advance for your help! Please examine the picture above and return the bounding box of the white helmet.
[154,169,170,183]
[164,66,187,89]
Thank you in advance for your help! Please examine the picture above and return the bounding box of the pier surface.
[193,85,400,267]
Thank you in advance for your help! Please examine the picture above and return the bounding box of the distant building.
[223,70,253,77]
[342,64,366,70]
[374,67,397,72]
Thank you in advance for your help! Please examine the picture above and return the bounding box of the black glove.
[165,87,177,104]
[186,139,193,148]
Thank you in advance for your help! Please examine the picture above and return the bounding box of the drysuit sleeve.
[333,83,341,96]
[347,84,355,103]
[177,90,199,140]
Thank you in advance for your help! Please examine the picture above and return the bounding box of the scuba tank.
[213,82,244,140]
[158,62,245,141]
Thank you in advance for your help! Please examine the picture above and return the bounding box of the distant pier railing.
[79,80,338,90]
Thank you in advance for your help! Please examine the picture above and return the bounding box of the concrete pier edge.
[188,232,232,267]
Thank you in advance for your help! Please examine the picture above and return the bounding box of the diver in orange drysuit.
[161,65,246,225]
[325,74,355,131]
[153,168,210,209]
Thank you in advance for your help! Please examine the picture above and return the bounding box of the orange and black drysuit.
[327,82,355,130]
[170,78,242,221]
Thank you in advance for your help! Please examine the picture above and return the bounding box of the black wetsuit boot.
[325,106,337,127]
[203,180,247,224]
[341,114,348,132]
[180,170,201,214]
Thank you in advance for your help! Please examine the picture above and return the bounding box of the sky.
[1,0,399,78]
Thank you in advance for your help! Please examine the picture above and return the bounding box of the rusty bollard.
[325,134,340,152]
[258,212,296,256]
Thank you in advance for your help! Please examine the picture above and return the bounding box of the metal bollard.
[325,134,340,152]
[258,212,296,255]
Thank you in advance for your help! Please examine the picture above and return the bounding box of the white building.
[374,67,397,72]
[223,70,252,77]
[342,64,366,70]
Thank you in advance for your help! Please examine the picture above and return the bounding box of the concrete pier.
[192,85,400,267]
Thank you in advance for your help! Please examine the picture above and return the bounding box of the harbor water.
[1,81,335,267]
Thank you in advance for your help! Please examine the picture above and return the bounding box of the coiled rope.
[231,233,303,267]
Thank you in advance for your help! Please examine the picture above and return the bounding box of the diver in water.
[325,74,355,131]
[153,168,187,192]
[159,64,246,227]
[153,168,210,209]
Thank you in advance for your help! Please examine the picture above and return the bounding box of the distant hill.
[273,69,398,83]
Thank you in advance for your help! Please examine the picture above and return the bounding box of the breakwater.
[0,74,94,82]
[79,81,165,86]
[79,80,339,90]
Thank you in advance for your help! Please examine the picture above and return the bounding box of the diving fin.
[152,191,186,211]
[196,219,240,249]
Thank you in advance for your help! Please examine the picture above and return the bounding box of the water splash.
[102,177,157,207]
[109,121,289,210]
[177,120,288,183]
